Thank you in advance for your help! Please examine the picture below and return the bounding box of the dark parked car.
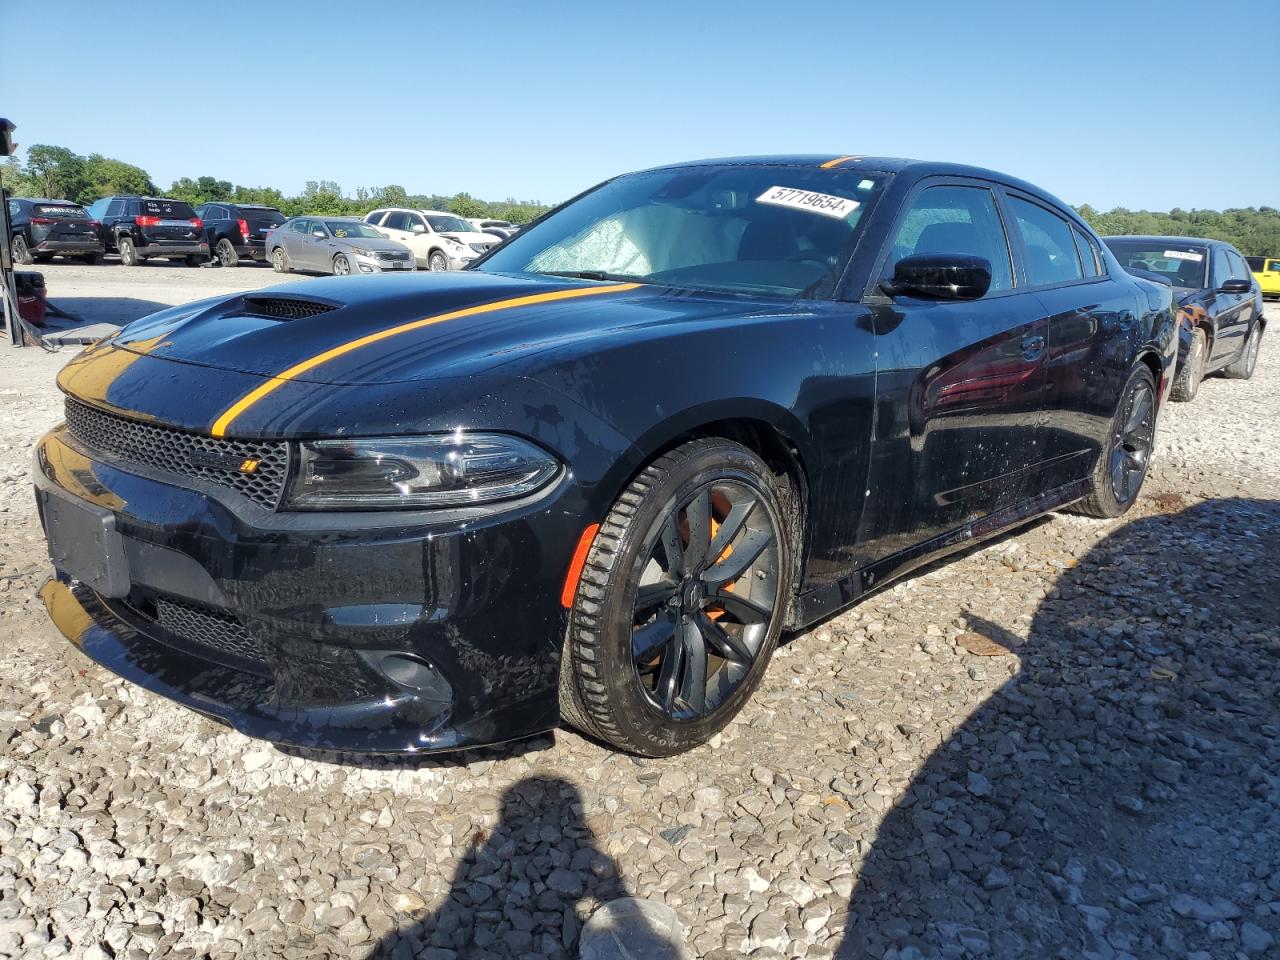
[194,202,286,267]
[1104,236,1266,401]
[84,196,209,266]
[7,198,105,264]
[36,156,1176,757]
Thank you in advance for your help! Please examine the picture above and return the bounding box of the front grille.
[154,595,267,671]
[243,296,337,320]
[64,398,289,508]
[376,250,411,262]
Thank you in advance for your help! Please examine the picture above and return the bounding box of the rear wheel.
[1169,327,1206,401]
[271,248,290,273]
[1072,364,1157,518]
[428,250,448,272]
[1223,322,1263,380]
[11,235,32,265]
[332,254,351,276]
[118,236,139,266]
[215,238,238,268]
[559,439,793,756]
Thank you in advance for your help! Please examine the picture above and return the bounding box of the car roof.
[18,198,83,205]
[1101,234,1229,248]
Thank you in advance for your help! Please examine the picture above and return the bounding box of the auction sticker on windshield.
[756,186,860,220]
[1164,250,1204,262]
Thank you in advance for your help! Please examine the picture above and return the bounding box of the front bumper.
[34,425,575,753]
[353,253,416,273]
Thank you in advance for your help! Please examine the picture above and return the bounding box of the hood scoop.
[242,296,340,321]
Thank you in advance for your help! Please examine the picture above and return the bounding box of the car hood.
[438,231,499,246]
[103,271,772,387]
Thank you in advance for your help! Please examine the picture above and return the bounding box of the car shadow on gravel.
[42,296,171,327]
[837,497,1280,959]
[370,775,677,959]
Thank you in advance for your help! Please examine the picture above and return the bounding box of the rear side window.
[105,200,125,218]
[383,211,411,231]
[1070,224,1102,277]
[1226,249,1250,281]
[1211,248,1234,288]
[1008,196,1083,286]
[365,210,386,226]
[1268,260,1280,273]
[885,184,1014,293]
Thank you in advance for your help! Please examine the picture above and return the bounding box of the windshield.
[1104,239,1208,288]
[143,198,196,219]
[427,215,476,234]
[477,166,882,298]
[325,221,384,239]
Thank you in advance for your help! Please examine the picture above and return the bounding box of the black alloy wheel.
[630,479,780,720]
[216,238,239,268]
[560,438,793,756]
[1074,364,1157,518]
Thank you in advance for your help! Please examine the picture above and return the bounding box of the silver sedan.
[267,217,416,275]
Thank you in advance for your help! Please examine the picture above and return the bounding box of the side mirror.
[881,253,992,301]
[1218,278,1252,294]
[312,230,327,239]
[411,224,427,234]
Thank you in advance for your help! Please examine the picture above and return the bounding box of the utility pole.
[0,119,20,347]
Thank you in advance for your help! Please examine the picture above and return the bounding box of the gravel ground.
[0,276,1277,960]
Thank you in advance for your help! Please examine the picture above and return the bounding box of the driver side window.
[886,185,1013,293]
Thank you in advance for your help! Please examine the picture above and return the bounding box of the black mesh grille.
[242,296,337,320]
[154,595,267,670]
[64,398,288,508]
[375,250,412,262]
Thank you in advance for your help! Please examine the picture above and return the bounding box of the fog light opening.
[376,652,452,702]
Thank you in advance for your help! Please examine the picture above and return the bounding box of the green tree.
[448,191,485,219]
[79,154,154,203]
[25,144,87,199]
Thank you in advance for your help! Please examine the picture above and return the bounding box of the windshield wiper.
[542,270,645,283]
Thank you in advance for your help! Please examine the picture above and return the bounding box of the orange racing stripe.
[819,155,861,169]
[210,283,641,437]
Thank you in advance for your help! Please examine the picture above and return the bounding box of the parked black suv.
[7,198,105,264]
[194,202,287,267]
[84,196,209,266]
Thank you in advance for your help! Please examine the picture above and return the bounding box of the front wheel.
[215,238,238,268]
[1223,323,1263,380]
[1072,364,1157,518]
[428,250,448,272]
[559,438,793,756]
[1169,326,1206,402]
[271,248,290,273]
[332,254,351,276]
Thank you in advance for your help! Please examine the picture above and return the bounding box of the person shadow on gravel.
[372,775,678,960]
[838,497,1280,959]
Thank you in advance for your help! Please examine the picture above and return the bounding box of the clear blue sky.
[5,1,1274,211]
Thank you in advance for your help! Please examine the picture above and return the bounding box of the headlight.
[350,246,372,257]
[286,433,559,510]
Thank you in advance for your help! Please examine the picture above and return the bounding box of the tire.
[1169,326,1206,402]
[1222,322,1263,380]
[428,250,448,272]
[118,236,139,266]
[11,234,32,265]
[81,253,104,266]
[271,248,290,273]
[185,254,205,267]
[559,438,794,756]
[332,254,351,276]
[1072,364,1158,518]
[215,238,238,268]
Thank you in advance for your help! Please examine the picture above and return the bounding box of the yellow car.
[1248,256,1280,298]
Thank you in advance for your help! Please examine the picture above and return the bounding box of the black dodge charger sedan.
[36,156,1177,756]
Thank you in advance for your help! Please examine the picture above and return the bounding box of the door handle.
[1021,334,1046,361]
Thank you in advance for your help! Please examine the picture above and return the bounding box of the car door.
[857,180,1048,565]
[1208,246,1248,365]
[283,219,311,267]
[400,212,434,267]
[304,220,332,272]
[1227,247,1260,339]
[379,211,414,250]
[1003,193,1137,492]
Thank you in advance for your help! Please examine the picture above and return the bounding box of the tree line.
[0,144,551,225]
[3,144,1278,255]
